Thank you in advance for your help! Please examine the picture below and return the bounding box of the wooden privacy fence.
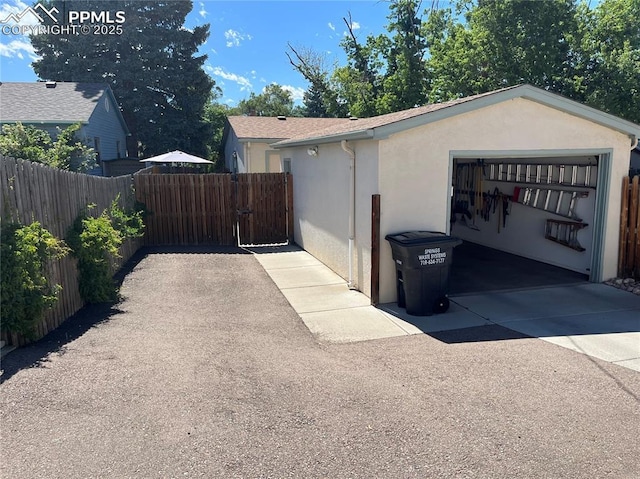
[619,175,640,278]
[0,156,140,346]
[134,172,293,246]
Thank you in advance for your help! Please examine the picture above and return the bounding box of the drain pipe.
[341,140,357,289]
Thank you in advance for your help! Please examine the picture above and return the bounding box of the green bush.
[0,221,69,337]
[67,200,144,304]
[67,208,122,303]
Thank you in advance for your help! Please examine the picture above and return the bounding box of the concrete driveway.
[253,246,640,372]
[1,247,639,478]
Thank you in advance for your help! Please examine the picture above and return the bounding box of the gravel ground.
[2,247,639,479]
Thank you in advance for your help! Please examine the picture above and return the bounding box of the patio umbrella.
[140,150,213,164]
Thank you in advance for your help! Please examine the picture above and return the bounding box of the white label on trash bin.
[418,247,447,266]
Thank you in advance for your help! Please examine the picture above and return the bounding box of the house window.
[283,158,292,174]
[116,140,121,159]
[94,137,101,162]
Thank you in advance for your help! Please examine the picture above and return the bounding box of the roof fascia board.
[273,129,374,148]
[0,120,88,125]
[238,137,287,143]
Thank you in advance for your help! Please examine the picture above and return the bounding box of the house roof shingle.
[226,115,352,141]
[273,84,640,148]
[0,82,112,124]
[274,87,518,146]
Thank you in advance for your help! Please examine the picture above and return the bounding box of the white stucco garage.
[273,85,640,305]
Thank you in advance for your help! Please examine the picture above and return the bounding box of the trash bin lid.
[385,231,453,246]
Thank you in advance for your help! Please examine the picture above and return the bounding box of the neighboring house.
[222,115,351,173]
[272,84,640,304]
[0,81,133,175]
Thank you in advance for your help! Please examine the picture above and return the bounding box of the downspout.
[341,140,357,290]
[245,142,251,173]
[631,136,638,150]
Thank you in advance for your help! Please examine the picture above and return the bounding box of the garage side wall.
[377,98,633,303]
[286,143,352,279]
[283,141,379,292]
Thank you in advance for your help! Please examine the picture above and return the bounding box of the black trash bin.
[385,231,462,316]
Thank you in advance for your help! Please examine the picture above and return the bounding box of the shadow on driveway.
[0,246,254,384]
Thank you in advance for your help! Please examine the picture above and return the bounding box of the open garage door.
[449,154,603,294]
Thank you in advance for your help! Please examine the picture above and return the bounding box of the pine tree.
[31,0,215,157]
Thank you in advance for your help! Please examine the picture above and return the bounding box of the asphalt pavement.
[1,247,639,478]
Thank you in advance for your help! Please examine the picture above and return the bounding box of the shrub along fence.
[619,175,640,279]
[0,155,140,346]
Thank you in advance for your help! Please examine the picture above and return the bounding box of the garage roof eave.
[272,129,374,149]
[239,137,287,143]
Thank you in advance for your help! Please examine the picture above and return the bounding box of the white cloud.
[209,66,252,91]
[198,2,207,18]
[0,38,36,60]
[342,20,360,37]
[0,0,39,26]
[282,85,305,102]
[224,29,252,48]
[328,22,335,31]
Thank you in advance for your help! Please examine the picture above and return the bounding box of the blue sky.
[0,0,395,106]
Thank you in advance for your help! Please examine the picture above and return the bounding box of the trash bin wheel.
[433,296,450,314]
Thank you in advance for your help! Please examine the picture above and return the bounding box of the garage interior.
[448,156,598,295]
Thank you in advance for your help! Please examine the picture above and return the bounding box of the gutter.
[273,129,374,149]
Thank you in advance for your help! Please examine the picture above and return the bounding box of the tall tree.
[425,0,580,101]
[574,0,640,123]
[286,44,347,118]
[234,84,301,117]
[31,0,215,157]
[331,1,430,117]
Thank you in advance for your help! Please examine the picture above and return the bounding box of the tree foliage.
[0,123,96,172]
[330,2,430,117]
[290,0,639,123]
[31,0,216,157]
[573,0,640,122]
[233,84,302,117]
[286,44,347,118]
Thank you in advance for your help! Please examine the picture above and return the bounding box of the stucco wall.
[376,98,632,303]
[287,142,351,279]
[285,140,379,290]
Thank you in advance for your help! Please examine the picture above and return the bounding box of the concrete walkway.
[251,245,640,372]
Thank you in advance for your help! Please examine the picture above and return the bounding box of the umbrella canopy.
[140,150,213,164]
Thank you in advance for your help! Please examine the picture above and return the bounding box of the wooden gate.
[134,172,293,246]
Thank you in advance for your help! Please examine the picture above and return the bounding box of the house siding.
[83,92,128,162]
